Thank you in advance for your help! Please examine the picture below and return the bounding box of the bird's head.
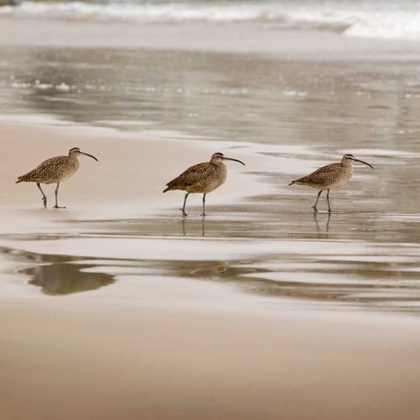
[69,147,98,162]
[342,154,373,169]
[210,152,245,166]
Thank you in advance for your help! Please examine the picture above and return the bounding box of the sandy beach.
[1,7,420,420]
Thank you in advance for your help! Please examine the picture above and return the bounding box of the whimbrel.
[289,154,373,212]
[163,152,245,216]
[16,147,98,209]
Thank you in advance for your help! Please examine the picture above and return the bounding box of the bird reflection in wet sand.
[22,262,114,295]
[313,212,331,234]
[212,261,228,274]
[182,217,206,237]
[164,152,245,216]
[289,154,374,212]
[191,261,229,278]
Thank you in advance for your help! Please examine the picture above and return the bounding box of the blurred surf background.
[1,0,420,40]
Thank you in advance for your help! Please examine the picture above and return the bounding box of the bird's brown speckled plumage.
[164,152,245,216]
[16,155,80,185]
[16,147,98,209]
[164,153,227,194]
[289,154,373,212]
[290,161,353,190]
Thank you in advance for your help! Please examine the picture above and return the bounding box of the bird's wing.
[166,162,214,189]
[36,156,68,170]
[291,163,342,185]
[18,156,68,181]
[310,162,341,177]
[180,163,216,187]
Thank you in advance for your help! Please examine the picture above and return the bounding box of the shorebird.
[163,152,245,216]
[289,154,373,212]
[16,147,98,209]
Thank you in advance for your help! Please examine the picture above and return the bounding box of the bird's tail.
[163,179,179,193]
[163,185,177,193]
[288,181,294,186]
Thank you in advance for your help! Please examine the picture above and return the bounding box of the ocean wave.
[0,1,288,23]
[1,1,420,40]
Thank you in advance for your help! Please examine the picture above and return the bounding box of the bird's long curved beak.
[81,151,98,162]
[354,158,373,169]
[223,156,245,166]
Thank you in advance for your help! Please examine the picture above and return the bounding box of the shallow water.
[1,46,420,148]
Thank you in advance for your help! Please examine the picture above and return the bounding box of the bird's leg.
[326,189,332,213]
[181,192,190,216]
[53,183,66,209]
[312,190,323,212]
[37,183,47,209]
[201,193,207,217]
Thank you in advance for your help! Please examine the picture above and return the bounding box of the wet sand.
[1,299,420,420]
[1,121,420,419]
[1,15,420,420]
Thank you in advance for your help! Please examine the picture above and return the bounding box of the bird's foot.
[42,198,47,209]
[53,205,66,209]
[181,211,188,217]
[311,206,318,213]
[200,213,206,217]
